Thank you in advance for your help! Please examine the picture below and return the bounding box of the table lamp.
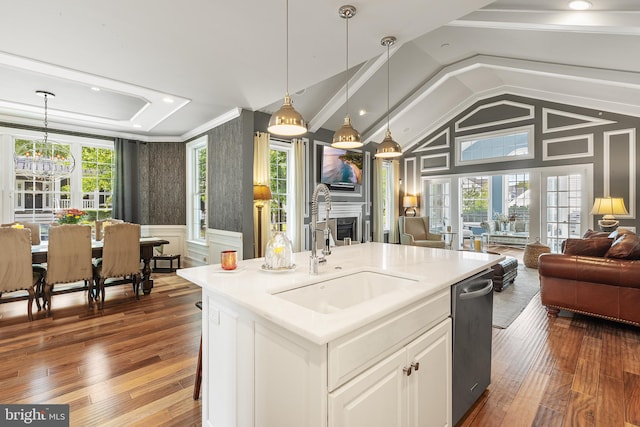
[253,184,272,257]
[591,197,628,231]
[403,195,417,217]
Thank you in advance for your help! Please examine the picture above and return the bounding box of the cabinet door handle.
[411,362,420,371]
[403,366,412,376]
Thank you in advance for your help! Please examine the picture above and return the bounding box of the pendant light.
[14,91,76,179]
[375,36,402,158]
[332,5,362,149]
[268,0,307,136]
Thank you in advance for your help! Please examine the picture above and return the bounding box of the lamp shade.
[268,95,307,136]
[253,184,272,201]
[591,197,628,217]
[375,129,402,158]
[332,116,362,149]
[403,195,417,208]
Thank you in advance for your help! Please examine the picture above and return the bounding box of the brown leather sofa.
[538,229,640,326]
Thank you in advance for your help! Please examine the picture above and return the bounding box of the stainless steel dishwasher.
[451,269,494,426]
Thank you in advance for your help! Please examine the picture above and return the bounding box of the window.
[545,174,582,252]
[382,161,392,231]
[13,137,113,227]
[186,137,207,242]
[270,142,292,235]
[461,176,490,226]
[81,146,114,220]
[505,173,530,225]
[456,125,534,166]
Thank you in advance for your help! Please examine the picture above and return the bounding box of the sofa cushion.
[582,229,611,239]
[605,233,640,260]
[563,238,612,257]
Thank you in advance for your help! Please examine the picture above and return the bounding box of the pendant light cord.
[285,0,289,95]
[386,41,390,131]
[44,93,49,143]
[345,13,349,116]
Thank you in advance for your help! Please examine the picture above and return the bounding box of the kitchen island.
[178,242,502,427]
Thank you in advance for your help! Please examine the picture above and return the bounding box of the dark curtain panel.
[113,138,142,223]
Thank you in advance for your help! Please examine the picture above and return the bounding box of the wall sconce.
[403,195,417,217]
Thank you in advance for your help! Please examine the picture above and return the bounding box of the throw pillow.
[605,233,640,260]
[563,238,612,257]
[607,227,636,240]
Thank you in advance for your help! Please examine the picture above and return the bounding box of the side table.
[153,254,181,273]
[440,231,457,250]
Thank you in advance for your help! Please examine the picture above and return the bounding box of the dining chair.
[0,228,43,321]
[44,224,93,317]
[92,222,141,309]
[1,222,41,245]
[95,218,125,241]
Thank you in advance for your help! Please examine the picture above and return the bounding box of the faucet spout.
[310,183,332,274]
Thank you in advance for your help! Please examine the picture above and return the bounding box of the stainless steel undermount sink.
[273,271,418,314]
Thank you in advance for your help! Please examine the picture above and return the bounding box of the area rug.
[492,264,541,329]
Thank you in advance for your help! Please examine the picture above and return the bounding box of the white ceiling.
[1,0,640,148]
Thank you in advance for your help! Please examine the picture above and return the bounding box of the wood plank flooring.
[2,255,640,427]
[0,273,203,427]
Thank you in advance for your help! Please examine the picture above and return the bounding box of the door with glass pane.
[543,173,586,253]
[424,179,450,233]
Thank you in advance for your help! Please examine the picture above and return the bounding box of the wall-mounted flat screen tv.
[321,146,363,186]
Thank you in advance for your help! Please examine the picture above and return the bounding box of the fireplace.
[336,217,357,241]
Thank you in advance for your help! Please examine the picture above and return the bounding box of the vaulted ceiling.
[1,0,640,149]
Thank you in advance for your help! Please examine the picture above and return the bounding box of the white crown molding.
[180,108,243,141]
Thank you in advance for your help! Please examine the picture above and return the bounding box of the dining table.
[31,236,170,295]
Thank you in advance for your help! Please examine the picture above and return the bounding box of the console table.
[483,232,528,248]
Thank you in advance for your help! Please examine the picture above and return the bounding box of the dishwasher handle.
[459,279,493,300]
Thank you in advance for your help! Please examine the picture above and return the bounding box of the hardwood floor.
[2,259,639,427]
[0,273,203,427]
[460,245,640,427]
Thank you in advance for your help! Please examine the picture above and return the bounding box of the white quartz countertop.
[177,242,504,345]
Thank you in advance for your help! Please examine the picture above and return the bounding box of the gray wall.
[403,94,640,230]
[147,142,186,225]
[204,110,255,258]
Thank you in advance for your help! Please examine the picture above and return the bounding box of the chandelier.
[14,91,76,180]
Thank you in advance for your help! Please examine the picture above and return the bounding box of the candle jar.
[220,250,237,270]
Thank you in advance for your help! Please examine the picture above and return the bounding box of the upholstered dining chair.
[95,218,125,241]
[92,222,141,309]
[0,222,41,245]
[44,224,93,317]
[0,227,44,321]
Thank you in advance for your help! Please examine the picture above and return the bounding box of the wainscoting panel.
[209,228,244,263]
[604,128,636,218]
[140,225,186,257]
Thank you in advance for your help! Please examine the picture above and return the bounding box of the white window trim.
[270,140,294,240]
[382,161,392,232]
[455,124,535,167]
[186,135,207,244]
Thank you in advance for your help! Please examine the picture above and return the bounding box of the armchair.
[398,216,445,249]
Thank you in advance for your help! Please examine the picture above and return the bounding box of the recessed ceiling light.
[90,87,101,92]
[133,124,142,128]
[163,97,174,104]
[359,109,367,116]
[568,0,592,10]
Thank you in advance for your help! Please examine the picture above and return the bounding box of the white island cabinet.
[177,242,502,427]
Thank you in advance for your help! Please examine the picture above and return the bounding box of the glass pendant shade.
[375,129,402,158]
[268,94,307,136]
[332,115,362,149]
